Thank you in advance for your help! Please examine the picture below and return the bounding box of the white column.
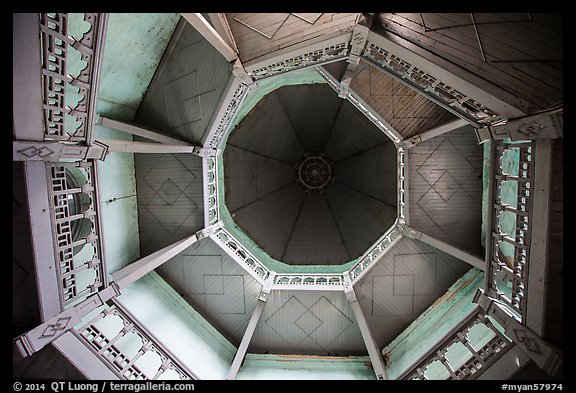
[181,13,238,62]
[344,275,387,380]
[402,225,485,271]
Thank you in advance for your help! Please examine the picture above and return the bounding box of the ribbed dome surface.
[224,83,397,265]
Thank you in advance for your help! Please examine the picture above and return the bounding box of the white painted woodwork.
[344,278,387,380]
[111,232,200,289]
[98,116,192,146]
[53,332,120,379]
[227,298,266,380]
[366,31,526,120]
[98,139,195,154]
[13,140,108,162]
[526,139,552,336]
[403,118,470,148]
[181,13,238,62]
[23,161,61,321]
[403,225,485,271]
[208,13,239,53]
[13,13,44,142]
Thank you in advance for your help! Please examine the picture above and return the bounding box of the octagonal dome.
[223,83,397,265]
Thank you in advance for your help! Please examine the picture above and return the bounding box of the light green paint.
[382,267,484,380]
[94,125,140,274]
[97,13,181,121]
[117,272,236,380]
[236,354,376,380]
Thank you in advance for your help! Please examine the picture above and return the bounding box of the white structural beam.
[365,31,526,120]
[181,13,238,62]
[13,284,120,358]
[13,13,44,142]
[98,139,195,155]
[111,230,206,290]
[344,275,387,380]
[13,140,109,162]
[402,118,470,148]
[52,332,120,379]
[227,276,273,380]
[97,116,191,146]
[402,225,485,271]
[525,139,553,336]
[207,13,239,54]
[23,161,61,321]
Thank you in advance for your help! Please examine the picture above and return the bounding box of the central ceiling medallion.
[295,153,335,193]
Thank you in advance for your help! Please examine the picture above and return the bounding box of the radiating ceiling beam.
[402,225,485,271]
[207,13,239,54]
[344,275,387,380]
[402,118,470,148]
[181,13,238,62]
[111,226,215,290]
[339,14,372,98]
[226,275,274,380]
[97,116,191,146]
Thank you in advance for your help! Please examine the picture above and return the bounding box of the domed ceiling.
[224,83,397,265]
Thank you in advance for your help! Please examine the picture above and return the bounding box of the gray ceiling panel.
[232,182,306,261]
[224,145,295,212]
[227,92,305,163]
[282,193,350,265]
[334,142,397,207]
[353,237,472,349]
[156,237,263,346]
[275,84,343,152]
[249,290,367,356]
[326,182,397,259]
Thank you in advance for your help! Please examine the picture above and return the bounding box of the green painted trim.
[382,267,485,380]
[237,353,376,380]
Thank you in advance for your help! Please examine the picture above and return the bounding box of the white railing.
[399,308,513,380]
[348,221,403,284]
[272,274,344,291]
[486,140,534,321]
[361,39,501,127]
[47,160,107,307]
[210,227,271,284]
[75,300,196,380]
[39,13,107,144]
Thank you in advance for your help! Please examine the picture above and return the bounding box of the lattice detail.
[487,140,534,320]
[348,222,402,283]
[362,41,501,125]
[207,82,249,150]
[273,274,343,289]
[47,161,104,307]
[211,227,270,284]
[250,42,349,80]
[39,13,105,142]
[398,147,407,224]
[76,303,194,380]
[204,156,219,226]
[402,310,512,380]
